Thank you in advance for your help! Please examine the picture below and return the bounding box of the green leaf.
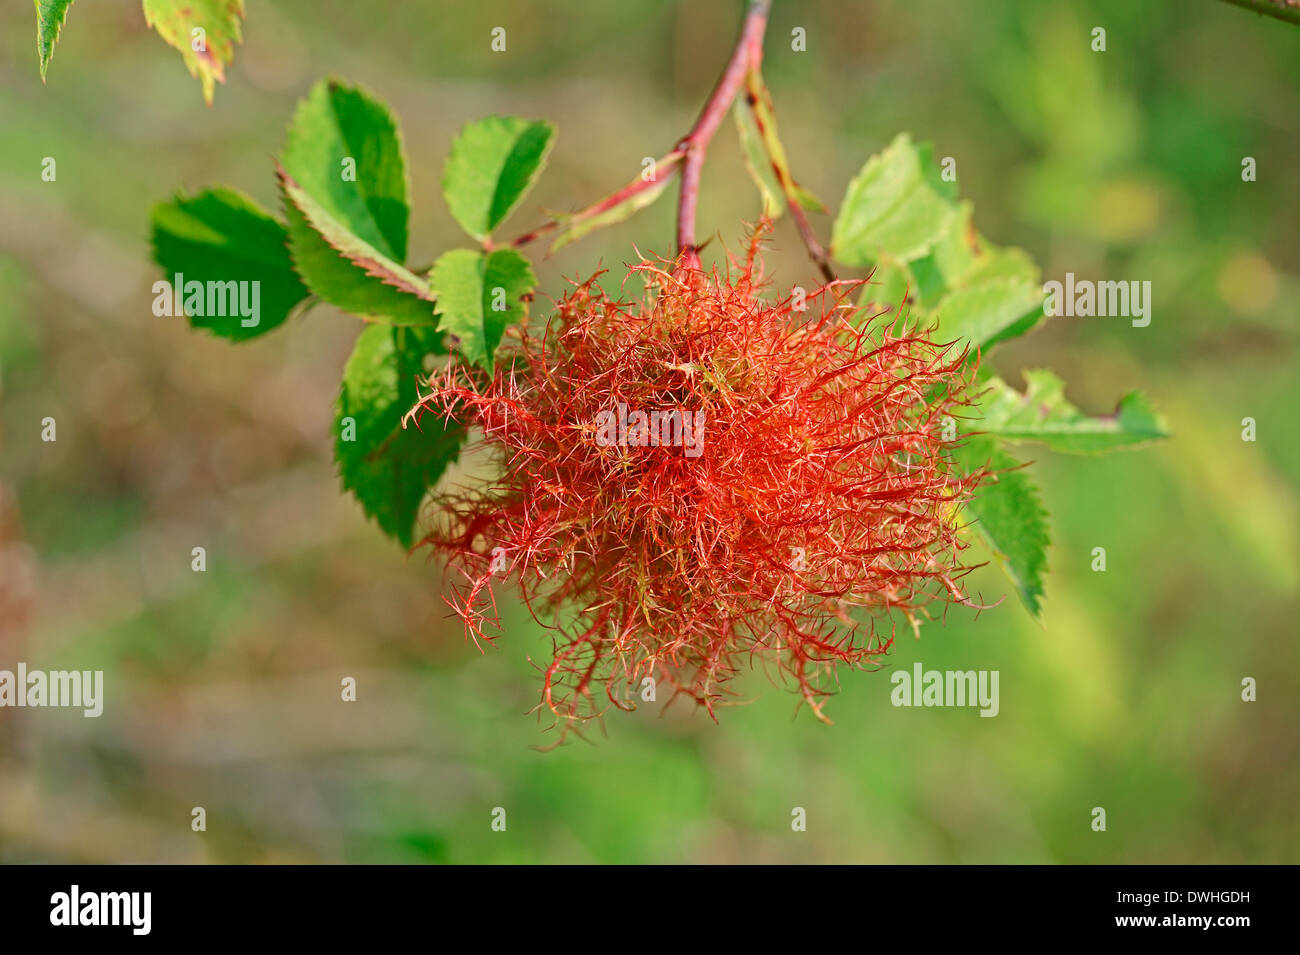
[831,133,958,267]
[35,0,74,81]
[430,248,535,371]
[971,370,1170,454]
[150,187,309,342]
[277,80,430,325]
[905,202,977,307]
[336,324,466,548]
[932,276,1044,352]
[281,78,411,263]
[952,435,1050,617]
[279,164,437,326]
[734,101,784,218]
[857,204,1047,351]
[141,0,245,105]
[443,117,555,241]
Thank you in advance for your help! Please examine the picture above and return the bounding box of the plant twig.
[509,1,775,260]
[675,0,773,266]
[508,151,685,250]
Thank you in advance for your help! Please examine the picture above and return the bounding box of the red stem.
[675,0,773,266]
[507,1,773,259]
[509,150,684,249]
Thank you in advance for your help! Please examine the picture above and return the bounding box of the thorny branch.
[507,0,833,281]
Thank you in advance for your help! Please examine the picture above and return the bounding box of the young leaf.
[952,435,1050,617]
[336,324,465,548]
[151,187,309,341]
[35,0,74,81]
[734,101,784,218]
[831,133,958,267]
[739,70,827,215]
[971,370,1170,453]
[429,248,535,371]
[443,117,555,241]
[281,78,411,264]
[279,165,437,326]
[141,0,245,105]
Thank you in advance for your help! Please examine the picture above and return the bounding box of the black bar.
[0,864,1283,940]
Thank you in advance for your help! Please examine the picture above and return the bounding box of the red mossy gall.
[405,229,988,729]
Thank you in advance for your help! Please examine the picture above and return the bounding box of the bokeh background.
[1,0,1297,863]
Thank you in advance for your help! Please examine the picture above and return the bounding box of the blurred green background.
[1,0,1297,863]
